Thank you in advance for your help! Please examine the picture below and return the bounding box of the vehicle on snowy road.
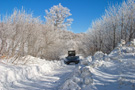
[64,50,80,65]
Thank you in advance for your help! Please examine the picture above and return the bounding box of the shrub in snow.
[93,51,104,60]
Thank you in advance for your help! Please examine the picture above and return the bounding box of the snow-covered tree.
[45,3,73,30]
[86,0,135,55]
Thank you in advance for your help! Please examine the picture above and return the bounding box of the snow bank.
[93,51,104,60]
[61,56,94,90]
[61,39,135,90]
[0,55,62,90]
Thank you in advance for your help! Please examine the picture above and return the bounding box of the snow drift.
[0,56,62,90]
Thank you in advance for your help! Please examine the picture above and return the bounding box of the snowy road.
[11,65,75,90]
[0,59,76,90]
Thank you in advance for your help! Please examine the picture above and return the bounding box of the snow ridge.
[0,56,62,90]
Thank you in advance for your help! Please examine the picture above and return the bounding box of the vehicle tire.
[75,62,79,64]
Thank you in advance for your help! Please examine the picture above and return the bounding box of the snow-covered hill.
[61,40,135,90]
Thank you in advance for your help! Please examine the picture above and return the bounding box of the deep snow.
[0,40,135,90]
[0,56,75,90]
[61,40,135,90]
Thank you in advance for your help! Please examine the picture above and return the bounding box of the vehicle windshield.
[68,51,75,56]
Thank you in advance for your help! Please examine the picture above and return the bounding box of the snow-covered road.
[10,65,75,90]
[0,57,76,90]
[1,40,135,90]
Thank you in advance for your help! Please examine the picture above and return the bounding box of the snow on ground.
[0,56,75,90]
[0,39,135,90]
[61,40,135,90]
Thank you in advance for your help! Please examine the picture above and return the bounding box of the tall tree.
[45,3,73,30]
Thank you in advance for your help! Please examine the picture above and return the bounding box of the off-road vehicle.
[64,50,80,64]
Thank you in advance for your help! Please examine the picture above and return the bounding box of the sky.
[0,0,123,33]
